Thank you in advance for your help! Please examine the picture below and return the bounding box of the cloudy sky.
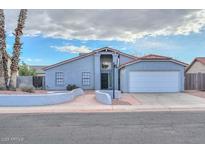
[4,9,205,65]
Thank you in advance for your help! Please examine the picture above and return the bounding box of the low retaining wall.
[71,88,84,97]
[0,88,84,107]
[100,90,121,99]
[95,90,112,105]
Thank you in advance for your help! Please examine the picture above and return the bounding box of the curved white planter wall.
[100,90,121,99]
[0,88,84,107]
[95,90,112,105]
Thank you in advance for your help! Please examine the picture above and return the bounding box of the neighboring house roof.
[186,57,205,72]
[29,65,46,74]
[120,54,188,68]
[44,47,137,70]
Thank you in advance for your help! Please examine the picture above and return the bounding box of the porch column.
[112,54,119,90]
[94,53,101,90]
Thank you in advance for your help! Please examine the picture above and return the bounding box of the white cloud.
[21,57,42,63]
[4,9,205,42]
[135,40,177,50]
[127,39,182,56]
[51,45,92,53]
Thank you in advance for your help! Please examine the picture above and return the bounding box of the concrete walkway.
[0,92,205,113]
[132,93,205,107]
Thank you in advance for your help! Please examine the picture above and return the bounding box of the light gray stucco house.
[44,47,188,92]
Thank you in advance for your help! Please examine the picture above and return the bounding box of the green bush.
[19,62,36,76]
[0,87,6,90]
[20,86,35,93]
[66,84,78,91]
[8,87,16,91]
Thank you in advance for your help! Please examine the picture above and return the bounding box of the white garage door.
[129,71,180,92]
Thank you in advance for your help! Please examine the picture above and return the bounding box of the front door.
[101,73,108,89]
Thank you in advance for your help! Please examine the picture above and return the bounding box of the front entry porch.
[101,72,112,90]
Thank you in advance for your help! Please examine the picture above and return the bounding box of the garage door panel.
[129,71,180,92]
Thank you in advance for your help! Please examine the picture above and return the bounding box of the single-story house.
[186,57,205,73]
[43,47,188,92]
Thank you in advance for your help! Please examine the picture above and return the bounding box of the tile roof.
[120,54,188,68]
[139,54,171,60]
[196,57,205,65]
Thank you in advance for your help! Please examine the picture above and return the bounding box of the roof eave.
[44,47,137,71]
[119,59,188,69]
[43,52,94,71]
[93,47,137,59]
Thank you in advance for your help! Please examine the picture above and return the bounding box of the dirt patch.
[112,99,131,105]
[185,90,205,99]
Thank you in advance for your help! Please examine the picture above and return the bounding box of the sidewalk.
[1,102,205,114]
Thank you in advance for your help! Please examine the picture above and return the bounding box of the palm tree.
[9,9,27,89]
[0,9,6,88]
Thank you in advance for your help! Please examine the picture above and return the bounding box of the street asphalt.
[1,111,205,144]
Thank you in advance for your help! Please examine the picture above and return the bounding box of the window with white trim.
[55,72,64,85]
[82,72,91,86]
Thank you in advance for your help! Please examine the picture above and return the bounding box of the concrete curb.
[1,106,205,114]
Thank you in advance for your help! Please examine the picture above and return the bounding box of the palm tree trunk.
[0,9,6,88]
[9,9,27,89]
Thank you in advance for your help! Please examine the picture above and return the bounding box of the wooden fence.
[185,73,205,90]
[17,76,45,89]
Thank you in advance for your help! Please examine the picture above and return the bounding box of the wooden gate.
[185,73,205,90]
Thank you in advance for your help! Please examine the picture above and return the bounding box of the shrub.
[19,62,36,76]
[66,84,78,91]
[0,87,6,90]
[8,87,17,91]
[20,85,35,93]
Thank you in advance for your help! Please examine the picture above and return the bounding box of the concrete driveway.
[132,93,205,108]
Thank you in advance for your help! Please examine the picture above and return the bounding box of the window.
[55,72,64,85]
[82,72,91,86]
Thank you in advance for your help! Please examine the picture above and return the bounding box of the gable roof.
[43,52,94,70]
[186,57,205,72]
[197,57,205,65]
[43,47,136,70]
[139,54,171,60]
[93,47,137,59]
[120,54,188,68]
